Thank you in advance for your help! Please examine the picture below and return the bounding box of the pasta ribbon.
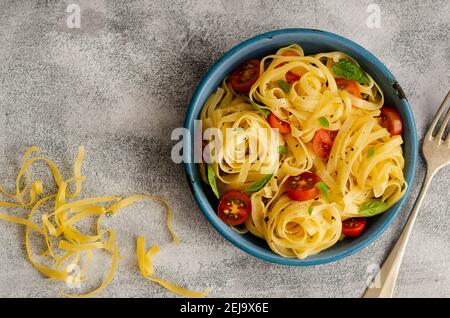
[0,146,208,297]
[201,44,407,258]
[137,236,210,298]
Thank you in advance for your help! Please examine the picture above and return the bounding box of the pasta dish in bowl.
[184,29,418,265]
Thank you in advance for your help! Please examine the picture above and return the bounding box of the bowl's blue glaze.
[183,29,418,266]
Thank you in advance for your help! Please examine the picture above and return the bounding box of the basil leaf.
[277,80,291,93]
[242,96,270,118]
[359,199,389,217]
[332,60,370,85]
[308,205,314,215]
[316,181,330,202]
[244,174,273,194]
[367,146,375,158]
[318,117,329,128]
[207,164,220,199]
[278,145,288,155]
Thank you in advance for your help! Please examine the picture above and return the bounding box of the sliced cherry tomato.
[380,106,403,136]
[229,59,260,94]
[217,191,251,226]
[285,71,301,83]
[312,129,338,158]
[335,78,361,98]
[285,172,321,201]
[342,217,367,237]
[268,112,291,134]
[281,51,300,57]
[329,130,338,140]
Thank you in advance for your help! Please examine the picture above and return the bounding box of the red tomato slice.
[217,191,251,226]
[342,217,367,237]
[380,106,403,135]
[312,129,338,158]
[285,172,321,201]
[335,78,361,98]
[229,59,260,94]
[285,71,300,83]
[268,113,291,134]
[329,130,338,140]
[281,51,300,57]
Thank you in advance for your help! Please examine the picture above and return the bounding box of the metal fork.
[364,90,450,298]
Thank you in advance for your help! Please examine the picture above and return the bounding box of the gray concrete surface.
[0,0,449,298]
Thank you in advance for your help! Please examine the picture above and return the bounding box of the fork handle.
[363,168,435,298]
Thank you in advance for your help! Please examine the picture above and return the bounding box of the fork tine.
[426,90,450,139]
[437,103,450,141]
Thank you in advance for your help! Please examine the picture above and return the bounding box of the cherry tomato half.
[281,51,300,57]
[217,191,251,226]
[380,106,403,136]
[285,71,301,83]
[312,129,338,158]
[268,112,291,134]
[335,78,361,98]
[342,217,367,237]
[286,172,321,201]
[229,59,260,94]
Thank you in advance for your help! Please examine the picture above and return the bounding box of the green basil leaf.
[318,117,329,128]
[244,174,273,194]
[332,60,370,85]
[359,199,389,217]
[367,146,375,158]
[242,96,270,118]
[316,181,330,202]
[278,145,288,155]
[308,205,314,215]
[276,80,291,93]
[207,164,220,199]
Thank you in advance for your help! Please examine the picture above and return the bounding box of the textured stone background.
[0,0,449,298]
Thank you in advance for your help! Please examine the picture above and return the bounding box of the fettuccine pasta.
[0,146,209,297]
[201,44,406,259]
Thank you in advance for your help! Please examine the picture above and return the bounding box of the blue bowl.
[183,29,418,266]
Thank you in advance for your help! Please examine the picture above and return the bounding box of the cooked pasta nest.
[200,44,406,259]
